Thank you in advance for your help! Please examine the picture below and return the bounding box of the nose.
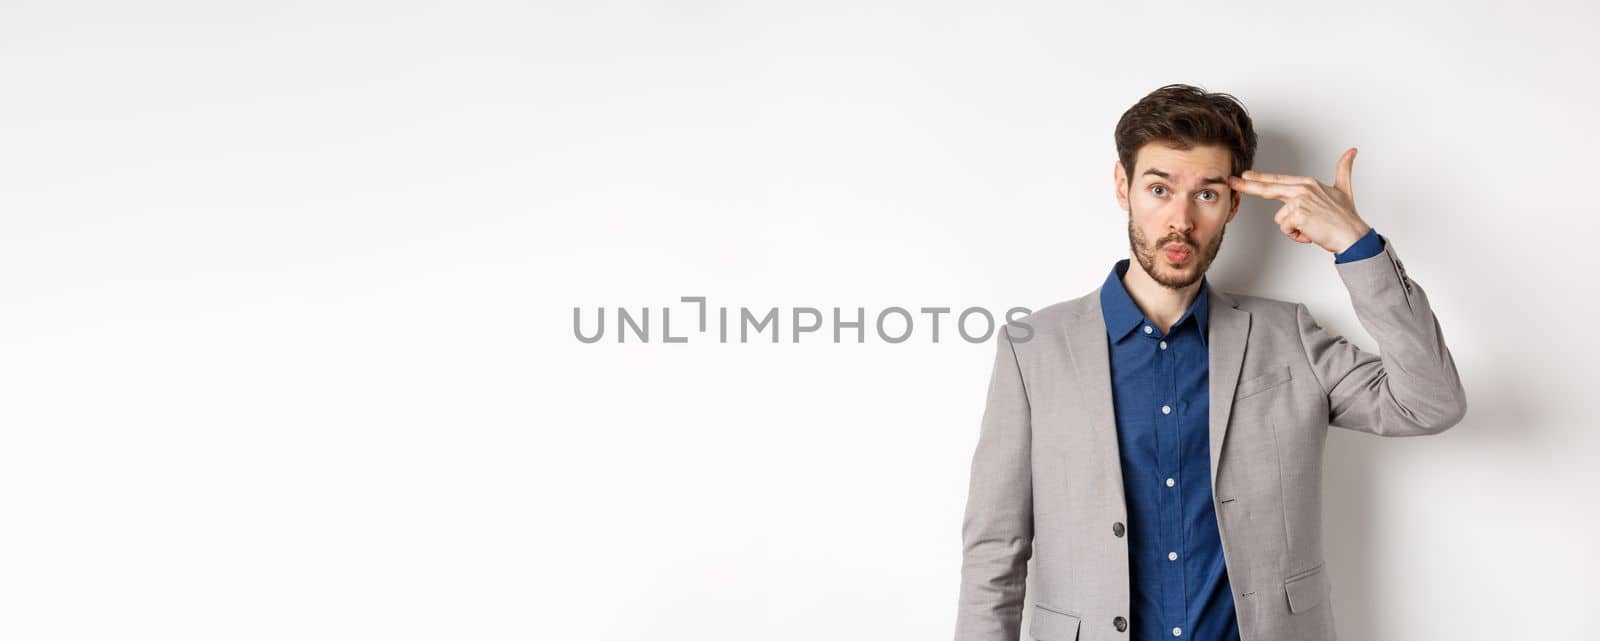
[1168,199,1196,235]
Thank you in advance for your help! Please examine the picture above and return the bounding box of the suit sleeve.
[1296,236,1469,436]
[954,323,1034,641]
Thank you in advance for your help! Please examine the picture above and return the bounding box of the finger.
[1270,204,1312,243]
[1334,147,1357,199]
[1230,177,1303,202]
[1241,169,1318,186]
[1278,221,1313,243]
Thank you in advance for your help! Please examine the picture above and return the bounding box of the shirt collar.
[1099,258,1210,345]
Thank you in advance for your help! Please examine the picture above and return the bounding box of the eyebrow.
[1141,168,1229,186]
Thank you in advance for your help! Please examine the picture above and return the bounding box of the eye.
[1198,190,1217,202]
[1150,185,1167,197]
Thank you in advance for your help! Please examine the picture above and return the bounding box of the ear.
[1114,160,1130,213]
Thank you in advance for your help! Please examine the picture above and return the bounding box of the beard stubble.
[1128,214,1226,290]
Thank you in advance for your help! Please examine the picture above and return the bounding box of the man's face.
[1114,142,1241,289]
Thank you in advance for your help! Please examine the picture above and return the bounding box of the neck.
[1122,254,1204,334]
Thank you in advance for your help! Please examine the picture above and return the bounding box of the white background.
[3,1,1597,639]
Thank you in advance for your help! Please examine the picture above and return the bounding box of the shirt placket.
[1150,321,1187,639]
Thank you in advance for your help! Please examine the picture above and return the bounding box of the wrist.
[1333,223,1373,254]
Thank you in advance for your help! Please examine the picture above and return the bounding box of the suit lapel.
[1207,289,1251,493]
[1062,288,1126,508]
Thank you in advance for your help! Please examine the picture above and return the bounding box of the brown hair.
[1115,83,1257,180]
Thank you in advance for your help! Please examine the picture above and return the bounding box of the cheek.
[1131,188,1158,207]
[1197,200,1230,221]
[1127,205,1159,231]
[1196,216,1229,244]
[1130,192,1166,218]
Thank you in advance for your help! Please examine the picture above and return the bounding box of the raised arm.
[1228,148,1468,436]
[1298,239,1468,435]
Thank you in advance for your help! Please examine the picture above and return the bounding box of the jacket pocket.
[1236,364,1293,400]
[1283,561,1331,614]
[1029,602,1081,640]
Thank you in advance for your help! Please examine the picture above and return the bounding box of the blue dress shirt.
[1334,227,1385,264]
[1100,228,1382,641]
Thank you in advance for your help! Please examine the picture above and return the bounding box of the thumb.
[1334,147,1357,199]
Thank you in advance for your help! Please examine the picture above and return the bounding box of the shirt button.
[1143,325,1153,334]
[1168,551,1178,561]
[1161,405,1172,415]
[1112,521,1126,537]
[1166,477,1175,487]
[1159,340,1167,350]
[1114,616,1128,632]
[1173,627,1183,636]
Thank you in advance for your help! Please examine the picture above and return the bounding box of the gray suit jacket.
[954,239,1467,641]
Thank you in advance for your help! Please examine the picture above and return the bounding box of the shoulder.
[1213,288,1308,328]
[998,290,1097,347]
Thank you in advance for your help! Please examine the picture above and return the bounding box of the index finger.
[1240,169,1318,186]
[1228,176,1303,202]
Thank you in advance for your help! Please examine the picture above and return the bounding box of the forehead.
[1133,142,1232,182]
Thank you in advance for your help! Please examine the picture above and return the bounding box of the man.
[952,84,1467,641]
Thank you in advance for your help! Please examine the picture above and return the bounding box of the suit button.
[1114,616,1128,632]
[1112,522,1125,537]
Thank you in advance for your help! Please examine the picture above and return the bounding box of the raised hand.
[1227,147,1373,254]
